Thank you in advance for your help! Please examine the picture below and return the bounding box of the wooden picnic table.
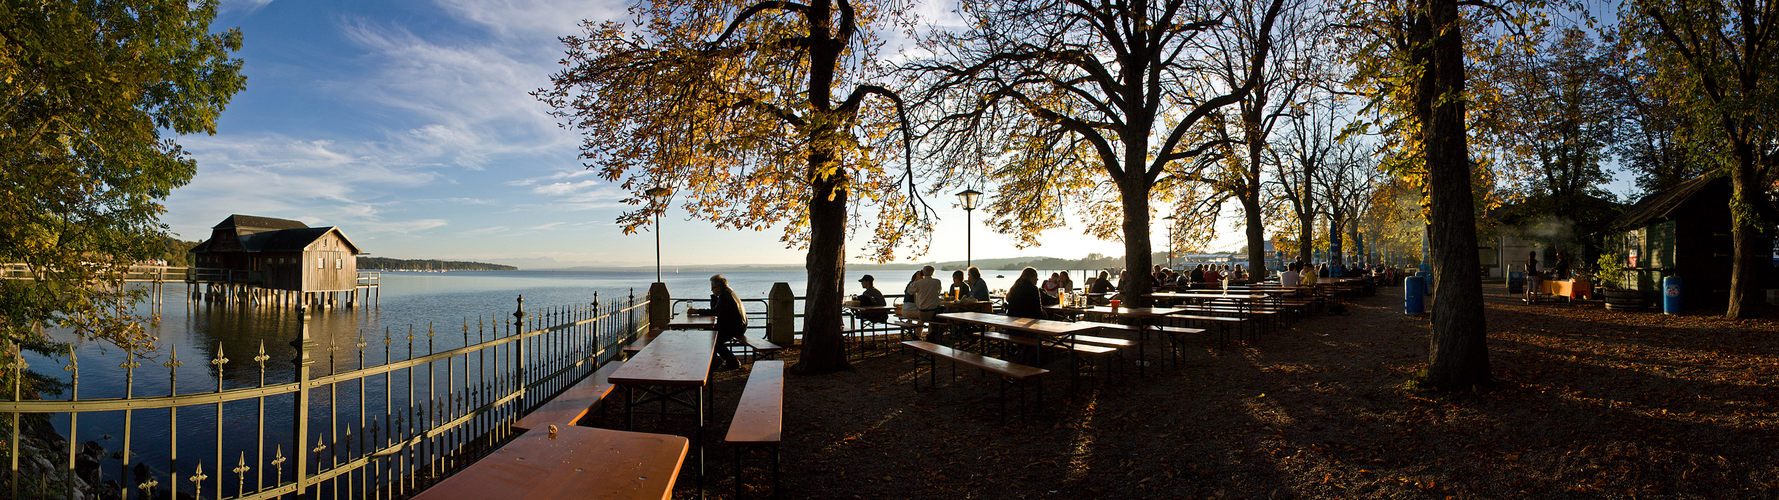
[609,330,717,495]
[414,425,687,500]
[1049,305,1190,375]
[665,313,718,330]
[936,311,1097,367]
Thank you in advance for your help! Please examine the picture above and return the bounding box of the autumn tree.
[909,0,1285,305]
[0,0,245,354]
[1317,138,1380,271]
[1341,0,1494,390]
[1174,0,1325,274]
[1622,0,1778,319]
[538,0,924,373]
[1608,28,1714,194]
[1472,26,1621,216]
[1272,90,1347,265]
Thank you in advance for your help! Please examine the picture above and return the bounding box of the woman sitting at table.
[900,270,925,318]
[1005,267,1044,319]
[1040,272,1062,305]
[947,269,973,301]
[1089,270,1114,305]
[687,274,747,371]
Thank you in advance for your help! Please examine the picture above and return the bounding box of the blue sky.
[167,0,1181,269]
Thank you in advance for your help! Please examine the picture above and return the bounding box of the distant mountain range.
[360,257,516,271]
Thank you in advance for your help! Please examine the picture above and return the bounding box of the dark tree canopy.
[909,0,1285,305]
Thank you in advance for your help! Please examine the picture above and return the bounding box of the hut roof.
[249,227,360,254]
[1610,174,1723,232]
[212,214,309,232]
[191,216,362,255]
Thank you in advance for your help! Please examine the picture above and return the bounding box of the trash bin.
[1507,271,1524,294]
[1663,275,1682,315]
[1405,276,1427,314]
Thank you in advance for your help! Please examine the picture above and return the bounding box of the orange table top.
[936,311,1097,338]
[413,425,687,500]
[609,330,716,387]
[664,314,717,330]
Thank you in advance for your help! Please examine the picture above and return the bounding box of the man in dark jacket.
[690,274,748,370]
[1005,267,1044,319]
[855,275,889,323]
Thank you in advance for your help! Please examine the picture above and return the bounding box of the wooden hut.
[1602,174,1756,311]
[189,214,365,308]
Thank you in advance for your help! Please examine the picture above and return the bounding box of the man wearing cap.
[854,275,888,324]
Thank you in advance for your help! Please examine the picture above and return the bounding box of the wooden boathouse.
[188,214,377,309]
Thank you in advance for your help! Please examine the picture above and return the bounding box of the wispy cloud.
[168,133,451,239]
[432,0,625,41]
[222,0,276,14]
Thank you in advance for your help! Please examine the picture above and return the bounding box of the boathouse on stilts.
[187,214,377,309]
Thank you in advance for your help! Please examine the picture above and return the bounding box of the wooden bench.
[733,334,783,362]
[622,329,664,358]
[1167,314,1253,347]
[901,340,1048,422]
[727,360,783,498]
[513,360,625,431]
[886,317,926,341]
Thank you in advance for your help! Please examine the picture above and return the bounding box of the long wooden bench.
[622,329,664,357]
[512,360,625,431]
[1169,313,1257,346]
[734,334,783,362]
[727,360,783,498]
[901,341,1048,422]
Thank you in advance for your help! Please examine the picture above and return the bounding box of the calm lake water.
[23,267,1089,489]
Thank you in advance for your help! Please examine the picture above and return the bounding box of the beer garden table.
[413,425,687,500]
[608,330,717,494]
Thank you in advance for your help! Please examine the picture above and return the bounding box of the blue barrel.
[1663,275,1682,315]
[1404,276,1427,314]
[1417,271,1433,295]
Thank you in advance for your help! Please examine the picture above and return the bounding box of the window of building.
[336,258,342,269]
[317,257,324,269]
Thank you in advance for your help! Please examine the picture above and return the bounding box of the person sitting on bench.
[854,275,888,324]
[689,274,748,371]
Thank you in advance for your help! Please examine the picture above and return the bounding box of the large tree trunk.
[792,1,850,374]
[794,154,851,374]
[1351,223,1365,266]
[1416,0,1489,391]
[1242,192,1266,277]
[1120,175,1156,307]
[1726,161,1766,319]
[1297,214,1314,266]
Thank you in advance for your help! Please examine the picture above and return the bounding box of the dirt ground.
[592,284,1779,499]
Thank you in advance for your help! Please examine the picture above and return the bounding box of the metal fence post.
[290,308,315,494]
[513,296,527,397]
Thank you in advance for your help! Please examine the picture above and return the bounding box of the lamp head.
[957,188,983,211]
[644,187,671,205]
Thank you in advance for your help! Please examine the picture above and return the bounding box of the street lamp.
[644,187,671,282]
[957,189,982,267]
[1163,214,1177,269]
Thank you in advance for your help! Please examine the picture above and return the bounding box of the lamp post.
[957,189,982,268]
[644,187,671,282]
[1163,214,1177,269]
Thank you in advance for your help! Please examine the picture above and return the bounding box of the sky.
[167,0,1250,269]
